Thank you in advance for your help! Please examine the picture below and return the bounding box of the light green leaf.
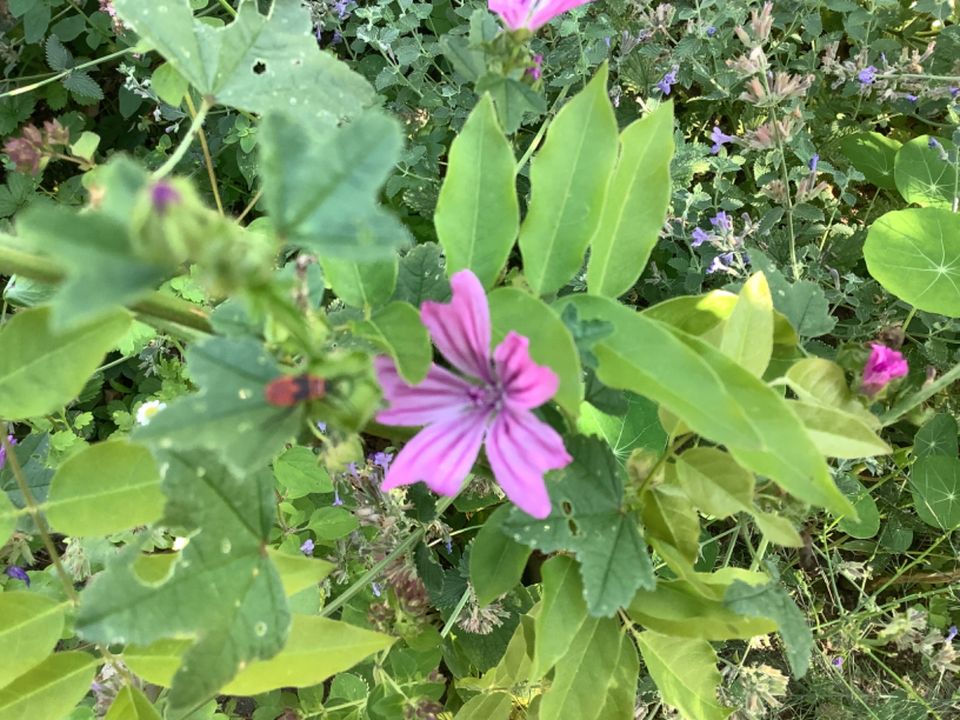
[355,301,431,385]
[577,393,667,462]
[836,475,881,539]
[894,135,958,208]
[587,102,674,298]
[268,548,334,597]
[134,336,302,475]
[45,440,164,536]
[453,692,513,720]
[273,446,333,499]
[641,481,700,564]
[914,413,958,460]
[724,579,812,678]
[435,94,519,289]
[0,652,97,720]
[470,506,532,607]
[488,288,582,417]
[531,555,588,680]
[519,63,618,296]
[628,580,776,640]
[909,455,960,529]
[150,62,189,108]
[307,506,359,541]
[104,686,161,720]
[321,257,398,309]
[751,512,803,547]
[113,0,373,123]
[76,452,290,717]
[789,402,890,459]
[260,110,408,260]
[0,593,65,688]
[784,357,879,428]
[838,131,901,191]
[675,447,754,519]
[69,132,100,162]
[557,295,852,516]
[864,208,960,317]
[635,632,731,720]
[503,436,655,617]
[0,307,131,420]
[719,272,773,377]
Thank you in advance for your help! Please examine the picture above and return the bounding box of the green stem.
[515,85,570,173]
[880,359,960,427]
[0,47,135,99]
[216,0,238,16]
[153,99,213,180]
[441,588,472,638]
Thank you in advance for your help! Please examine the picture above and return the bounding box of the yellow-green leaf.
[0,652,97,720]
[0,593,65,688]
[719,272,773,377]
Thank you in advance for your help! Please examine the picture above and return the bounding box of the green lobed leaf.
[321,257,398,309]
[355,301,432,385]
[748,252,836,338]
[635,632,731,720]
[45,440,164,537]
[909,455,960,529]
[894,135,958,208]
[104,686,161,720]
[0,652,97,720]
[260,110,409,260]
[718,272,773,377]
[530,555,588,680]
[470,506,532,607]
[863,208,960,317]
[576,393,667,462]
[113,0,373,123]
[0,307,131,421]
[134,336,302,476]
[587,101,674,298]
[503,436,655,617]
[838,131,901,191]
[76,452,290,716]
[519,63,618,296]
[914,413,959,460]
[487,288,583,417]
[0,593,65,688]
[435,94,519,289]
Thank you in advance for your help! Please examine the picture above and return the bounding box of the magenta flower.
[374,270,572,518]
[488,0,594,31]
[861,343,908,395]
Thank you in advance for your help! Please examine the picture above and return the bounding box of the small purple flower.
[372,582,382,597]
[372,452,394,472]
[706,25,717,36]
[706,253,734,275]
[316,421,327,433]
[527,53,544,81]
[332,487,343,507]
[709,211,732,232]
[929,137,943,151]
[444,539,453,553]
[861,343,908,396]
[905,93,918,104]
[691,228,710,248]
[946,625,958,643]
[832,656,844,668]
[656,66,679,95]
[950,87,959,99]
[709,126,736,154]
[333,0,351,19]
[0,435,15,470]
[150,181,181,215]
[332,30,343,44]
[5,566,29,586]
[346,462,359,478]
[858,66,877,86]
[300,538,315,556]
[809,153,820,173]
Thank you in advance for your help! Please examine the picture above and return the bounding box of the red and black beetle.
[264,374,327,407]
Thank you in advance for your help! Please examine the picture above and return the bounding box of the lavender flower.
[346,462,359,478]
[709,211,732,232]
[832,656,844,668]
[710,126,736,154]
[5,567,29,586]
[706,25,717,36]
[929,138,942,150]
[809,153,820,173]
[691,228,710,248]
[656,66,679,95]
[316,421,327,433]
[300,538,315,556]
[707,253,734,274]
[858,66,877,86]
[332,0,351,19]
[332,487,344,507]
[905,93,918,103]
[946,626,958,643]
[372,582,382,597]
[372,452,394,472]
[0,435,15,470]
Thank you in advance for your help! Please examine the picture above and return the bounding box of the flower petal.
[381,412,488,496]
[527,0,593,29]
[420,270,493,383]
[374,356,476,427]
[493,331,559,410]
[488,0,531,29]
[485,407,572,519]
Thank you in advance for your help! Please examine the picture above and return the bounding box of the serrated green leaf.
[503,436,654,617]
[0,652,97,720]
[355,301,431,385]
[104,686,161,720]
[0,307,131,420]
[0,593,65,688]
[864,208,960,317]
[838,131,901,191]
[113,0,373,123]
[909,455,960,529]
[134,336,302,475]
[530,555,588,680]
[261,111,409,260]
[519,63,618,296]
[76,452,290,717]
[435,94,519,289]
[894,135,958,208]
[635,632,731,720]
[45,35,73,72]
[487,288,582,417]
[322,257,398,309]
[470,505,531,606]
[914,414,958,460]
[45,440,163,536]
[63,71,104,101]
[393,243,450,306]
[587,102,674,298]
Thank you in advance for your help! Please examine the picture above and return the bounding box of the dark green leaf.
[470,506,531,606]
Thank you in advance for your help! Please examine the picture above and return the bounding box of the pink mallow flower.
[861,343,908,395]
[374,270,572,518]
[488,0,594,31]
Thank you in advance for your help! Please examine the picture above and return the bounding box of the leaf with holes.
[894,135,959,209]
[76,451,290,718]
[112,0,373,124]
[864,208,960,317]
[503,436,654,617]
[909,455,960,529]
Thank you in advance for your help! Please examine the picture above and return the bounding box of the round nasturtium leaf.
[863,208,960,317]
[894,135,957,209]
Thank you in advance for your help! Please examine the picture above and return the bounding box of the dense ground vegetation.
[1,0,960,718]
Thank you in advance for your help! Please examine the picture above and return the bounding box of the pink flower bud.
[861,343,908,396]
